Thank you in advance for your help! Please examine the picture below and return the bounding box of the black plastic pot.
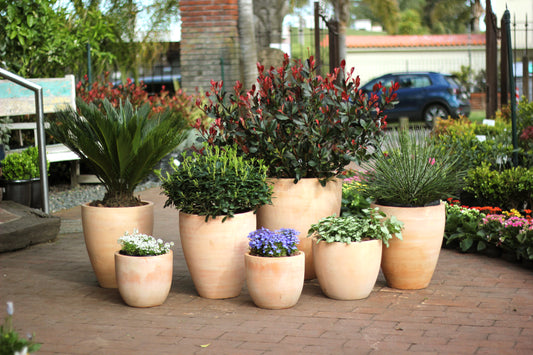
[1,178,32,206]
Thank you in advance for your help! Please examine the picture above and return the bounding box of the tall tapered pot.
[81,201,154,288]
[179,211,255,299]
[257,178,342,279]
[372,201,445,290]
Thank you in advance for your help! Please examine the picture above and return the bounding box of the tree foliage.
[0,0,179,79]
[353,0,478,35]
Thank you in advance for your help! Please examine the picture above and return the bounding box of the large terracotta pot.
[81,201,154,288]
[244,251,305,309]
[179,211,255,299]
[313,239,382,300]
[115,250,173,307]
[372,202,446,290]
[257,178,342,279]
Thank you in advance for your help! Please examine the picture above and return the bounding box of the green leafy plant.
[196,55,397,184]
[0,302,41,354]
[463,164,533,210]
[118,229,174,256]
[308,208,403,247]
[158,145,273,221]
[358,129,465,207]
[444,202,487,252]
[0,147,43,181]
[47,98,190,207]
[340,175,372,217]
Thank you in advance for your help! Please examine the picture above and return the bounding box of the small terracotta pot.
[115,250,173,307]
[313,239,382,300]
[82,201,154,288]
[373,202,446,290]
[244,251,305,309]
[179,211,255,299]
[256,178,342,280]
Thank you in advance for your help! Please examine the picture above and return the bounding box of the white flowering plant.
[118,229,174,256]
[0,302,41,354]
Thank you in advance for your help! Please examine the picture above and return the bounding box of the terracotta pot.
[81,201,154,288]
[257,178,342,280]
[179,211,255,299]
[313,239,382,300]
[372,202,446,290]
[244,251,305,309]
[115,250,173,307]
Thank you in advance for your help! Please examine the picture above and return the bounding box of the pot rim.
[245,250,304,259]
[115,249,173,258]
[81,200,154,209]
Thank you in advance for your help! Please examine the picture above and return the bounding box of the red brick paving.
[1,187,532,354]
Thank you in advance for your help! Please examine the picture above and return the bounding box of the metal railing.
[0,68,50,213]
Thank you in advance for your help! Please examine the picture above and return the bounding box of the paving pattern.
[1,187,532,354]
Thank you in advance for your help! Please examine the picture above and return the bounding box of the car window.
[445,76,461,89]
[363,77,394,91]
[398,75,431,89]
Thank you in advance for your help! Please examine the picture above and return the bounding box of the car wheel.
[423,104,449,128]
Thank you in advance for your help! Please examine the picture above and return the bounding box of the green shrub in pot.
[157,144,273,221]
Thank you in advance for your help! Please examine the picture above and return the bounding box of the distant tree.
[398,9,427,34]
[422,0,471,34]
[355,0,400,34]
[0,0,78,77]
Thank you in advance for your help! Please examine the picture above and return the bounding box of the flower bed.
[444,199,533,263]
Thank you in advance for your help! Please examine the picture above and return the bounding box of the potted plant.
[158,145,273,299]
[308,209,403,300]
[0,302,41,354]
[47,98,190,288]
[115,229,174,308]
[358,129,465,289]
[244,227,304,309]
[0,147,38,207]
[196,55,397,279]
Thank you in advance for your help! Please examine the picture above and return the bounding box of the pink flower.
[429,158,436,165]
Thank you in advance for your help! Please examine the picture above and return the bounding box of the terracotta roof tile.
[346,34,486,48]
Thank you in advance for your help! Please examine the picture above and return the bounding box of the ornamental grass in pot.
[245,227,305,309]
[308,209,403,300]
[358,129,465,289]
[47,98,190,288]
[158,145,273,299]
[115,229,174,308]
[196,54,398,279]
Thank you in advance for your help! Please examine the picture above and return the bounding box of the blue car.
[361,72,471,128]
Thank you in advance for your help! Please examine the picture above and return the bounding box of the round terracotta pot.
[244,251,305,309]
[372,202,446,290]
[313,239,382,300]
[256,178,342,280]
[81,201,154,288]
[179,211,255,299]
[115,250,173,307]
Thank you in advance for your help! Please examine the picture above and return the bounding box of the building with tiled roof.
[345,34,487,84]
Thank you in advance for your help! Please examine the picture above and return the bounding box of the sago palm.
[48,98,190,206]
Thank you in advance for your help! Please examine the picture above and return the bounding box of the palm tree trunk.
[238,0,258,88]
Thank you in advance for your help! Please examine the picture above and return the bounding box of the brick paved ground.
[1,187,532,354]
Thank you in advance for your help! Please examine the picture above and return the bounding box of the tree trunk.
[238,0,258,88]
[333,0,350,64]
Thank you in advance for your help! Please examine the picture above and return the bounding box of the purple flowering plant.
[247,227,300,257]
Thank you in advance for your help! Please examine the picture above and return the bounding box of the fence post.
[501,16,509,107]
[485,0,498,118]
[503,9,519,167]
[314,1,321,76]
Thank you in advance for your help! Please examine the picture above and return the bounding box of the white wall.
[346,46,486,85]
